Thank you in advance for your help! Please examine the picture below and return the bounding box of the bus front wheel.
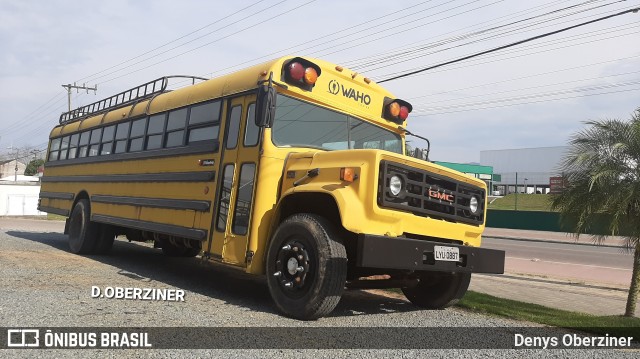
[266,213,347,320]
[401,272,471,309]
[68,199,100,254]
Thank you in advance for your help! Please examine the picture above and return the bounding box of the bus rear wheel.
[266,213,347,320]
[401,272,471,309]
[68,199,100,254]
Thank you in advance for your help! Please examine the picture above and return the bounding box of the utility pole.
[62,83,97,111]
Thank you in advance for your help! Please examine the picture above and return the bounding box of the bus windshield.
[272,95,402,154]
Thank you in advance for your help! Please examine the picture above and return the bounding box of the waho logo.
[328,80,340,95]
[327,80,371,106]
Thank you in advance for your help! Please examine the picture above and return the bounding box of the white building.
[0,182,44,216]
[0,159,27,179]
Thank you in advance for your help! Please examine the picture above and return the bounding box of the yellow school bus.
[39,56,504,320]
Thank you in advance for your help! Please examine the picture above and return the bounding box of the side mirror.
[255,85,276,128]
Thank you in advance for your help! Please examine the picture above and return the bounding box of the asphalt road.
[482,237,633,286]
[0,219,636,357]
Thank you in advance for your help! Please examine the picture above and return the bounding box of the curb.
[475,273,628,292]
[484,235,627,249]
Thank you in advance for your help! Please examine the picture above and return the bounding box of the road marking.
[506,256,631,271]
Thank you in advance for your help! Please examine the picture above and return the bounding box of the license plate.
[434,246,460,262]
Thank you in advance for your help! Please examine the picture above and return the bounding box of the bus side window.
[165,108,187,148]
[101,125,115,155]
[48,137,61,161]
[88,128,102,157]
[78,131,90,158]
[59,136,70,160]
[68,133,80,159]
[187,100,221,144]
[225,105,242,149]
[216,164,235,232]
[114,121,130,154]
[244,103,259,147]
[128,118,146,152]
[146,113,166,150]
[232,163,256,235]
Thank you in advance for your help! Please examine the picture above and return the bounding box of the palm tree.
[551,108,640,317]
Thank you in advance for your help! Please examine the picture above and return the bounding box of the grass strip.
[47,213,66,221]
[488,194,554,211]
[457,291,640,338]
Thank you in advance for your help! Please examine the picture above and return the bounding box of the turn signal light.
[340,167,357,182]
[304,67,318,85]
[388,102,400,117]
[283,57,322,91]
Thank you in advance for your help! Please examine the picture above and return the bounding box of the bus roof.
[50,56,406,138]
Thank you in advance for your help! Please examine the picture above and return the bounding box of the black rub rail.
[59,75,208,125]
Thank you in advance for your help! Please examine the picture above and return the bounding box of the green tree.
[24,159,44,176]
[551,109,640,317]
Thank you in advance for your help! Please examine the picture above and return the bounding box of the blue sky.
[1,0,639,163]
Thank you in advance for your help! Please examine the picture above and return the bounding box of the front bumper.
[356,234,505,274]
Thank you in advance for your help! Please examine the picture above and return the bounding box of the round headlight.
[389,175,403,196]
[469,196,479,214]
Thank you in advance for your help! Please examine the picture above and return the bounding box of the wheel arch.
[71,190,90,212]
[267,191,357,274]
[276,192,342,229]
[64,190,90,234]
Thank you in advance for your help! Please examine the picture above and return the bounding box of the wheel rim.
[273,239,312,298]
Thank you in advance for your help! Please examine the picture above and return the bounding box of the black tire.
[266,213,347,320]
[68,199,100,254]
[401,272,471,309]
[94,224,115,254]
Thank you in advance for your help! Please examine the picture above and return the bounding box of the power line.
[406,54,640,100]
[379,6,640,83]
[0,92,66,136]
[358,2,630,74]
[409,86,640,116]
[417,69,640,107]
[413,79,640,112]
[94,0,315,85]
[377,26,640,81]
[344,0,602,69]
[205,0,444,77]
[88,0,292,84]
[313,0,505,59]
[74,0,269,83]
[373,4,639,79]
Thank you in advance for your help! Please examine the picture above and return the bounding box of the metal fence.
[489,171,564,196]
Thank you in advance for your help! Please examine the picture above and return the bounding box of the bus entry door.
[209,95,260,266]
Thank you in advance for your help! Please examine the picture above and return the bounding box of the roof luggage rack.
[59,75,207,124]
